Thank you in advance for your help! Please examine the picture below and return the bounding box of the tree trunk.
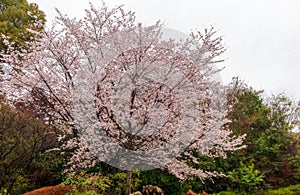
[125,170,132,195]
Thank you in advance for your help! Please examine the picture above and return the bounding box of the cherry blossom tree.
[1,2,245,194]
[297,101,300,130]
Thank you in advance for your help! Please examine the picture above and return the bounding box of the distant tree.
[0,0,45,76]
[0,0,45,54]
[259,93,300,187]
[224,78,300,190]
[1,3,245,195]
[226,77,270,148]
[0,103,63,194]
[191,79,300,193]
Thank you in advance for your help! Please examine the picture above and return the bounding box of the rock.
[142,185,164,195]
[131,191,143,195]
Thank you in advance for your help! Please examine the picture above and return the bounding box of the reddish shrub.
[187,190,197,195]
[187,190,209,195]
[22,185,74,195]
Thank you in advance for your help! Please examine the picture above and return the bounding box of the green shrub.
[264,184,300,195]
[67,190,99,195]
[61,172,112,195]
[227,161,264,193]
[140,169,185,195]
[61,171,142,195]
[0,103,63,194]
[213,191,239,195]
[107,171,142,194]
[0,188,7,195]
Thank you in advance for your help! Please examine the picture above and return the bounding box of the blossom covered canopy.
[0,2,245,180]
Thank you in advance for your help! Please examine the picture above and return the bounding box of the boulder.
[131,191,143,195]
[142,185,164,195]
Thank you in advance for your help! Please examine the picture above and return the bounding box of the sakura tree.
[1,2,245,194]
[297,102,300,130]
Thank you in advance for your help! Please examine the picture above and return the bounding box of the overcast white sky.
[28,0,300,100]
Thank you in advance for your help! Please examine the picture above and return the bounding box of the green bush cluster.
[213,192,239,195]
[212,184,300,195]
[227,161,264,193]
[0,103,65,194]
[61,171,142,195]
[61,172,111,195]
[265,184,300,195]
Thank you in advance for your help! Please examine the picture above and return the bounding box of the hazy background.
[28,0,300,100]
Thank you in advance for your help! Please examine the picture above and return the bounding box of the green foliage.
[227,161,264,193]
[0,188,8,195]
[264,184,300,195]
[61,171,142,195]
[29,149,69,190]
[140,169,204,195]
[212,191,239,195]
[61,172,112,195]
[107,171,142,194]
[197,79,300,193]
[67,191,99,195]
[227,78,270,144]
[252,94,299,188]
[140,169,183,195]
[0,103,64,194]
[0,0,45,54]
[225,79,300,189]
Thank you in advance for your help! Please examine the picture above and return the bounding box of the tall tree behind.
[0,0,45,55]
[0,102,63,194]
[226,78,300,189]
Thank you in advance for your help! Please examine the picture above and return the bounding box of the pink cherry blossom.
[0,2,245,180]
